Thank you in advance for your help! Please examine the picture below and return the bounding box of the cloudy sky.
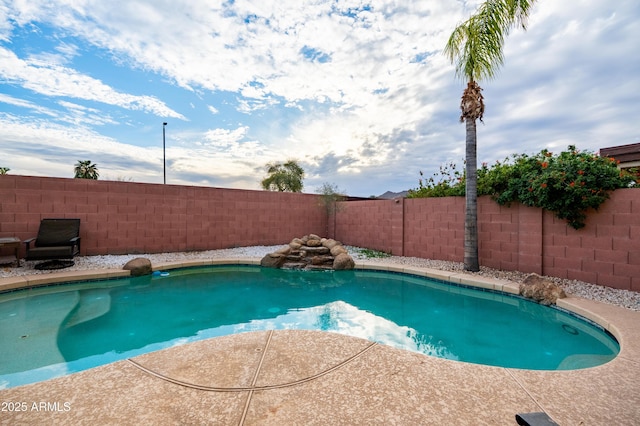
[1,0,638,197]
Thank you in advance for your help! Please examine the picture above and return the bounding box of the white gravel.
[2,245,639,311]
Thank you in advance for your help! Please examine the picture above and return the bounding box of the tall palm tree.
[444,0,537,271]
[74,160,99,180]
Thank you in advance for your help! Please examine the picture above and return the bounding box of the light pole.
[162,122,167,184]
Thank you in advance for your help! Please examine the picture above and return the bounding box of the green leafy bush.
[408,162,466,198]
[409,145,637,229]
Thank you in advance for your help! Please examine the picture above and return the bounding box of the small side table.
[0,237,21,266]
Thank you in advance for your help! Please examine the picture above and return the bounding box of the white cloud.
[56,100,118,126]
[0,0,638,196]
[0,46,186,119]
[0,114,158,176]
[0,93,57,116]
[204,126,249,147]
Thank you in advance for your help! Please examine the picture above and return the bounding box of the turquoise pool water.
[0,265,619,388]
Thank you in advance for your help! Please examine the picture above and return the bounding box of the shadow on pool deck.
[1,261,639,425]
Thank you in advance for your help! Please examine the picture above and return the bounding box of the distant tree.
[261,160,305,192]
[0,167,9,175]
[317,182,346,237]
[316,182,346,216]
[74,160,99,179]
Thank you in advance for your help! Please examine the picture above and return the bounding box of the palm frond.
[445,0,536,82]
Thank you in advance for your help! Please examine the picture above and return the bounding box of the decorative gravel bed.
[2,245,639,311]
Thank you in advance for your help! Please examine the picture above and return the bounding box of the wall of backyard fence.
[334,189,640,292]
[0,176,327,256]
[1,175,638,291]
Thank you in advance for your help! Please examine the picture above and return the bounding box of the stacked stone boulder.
[519,273,566,306]
[123,257,152,276]
[260,234,355,271]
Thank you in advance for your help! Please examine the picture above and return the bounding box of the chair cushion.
[35,219,80,247]
[26,246,76,260]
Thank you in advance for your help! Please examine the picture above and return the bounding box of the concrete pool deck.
[1,259,639,425]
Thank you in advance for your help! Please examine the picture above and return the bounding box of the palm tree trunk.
[464,118,480,271]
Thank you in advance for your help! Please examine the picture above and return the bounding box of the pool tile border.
[0,269,129,293]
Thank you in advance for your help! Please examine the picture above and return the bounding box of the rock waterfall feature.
[260,234,355,271]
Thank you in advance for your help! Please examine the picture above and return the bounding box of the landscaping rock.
[262,235,354,271]
[306,239,323,247]
[330,245,347,256]
[275,246,291,255]
[123,258,152,276]
[302,246,330,255]
[333,253,355,270]
[322,239,340,250]
[520,273,566,305]
[260,253,287,268]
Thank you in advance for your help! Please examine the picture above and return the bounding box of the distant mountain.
[377,190,408,199]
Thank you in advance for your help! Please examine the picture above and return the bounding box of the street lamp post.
[162,122,167,184]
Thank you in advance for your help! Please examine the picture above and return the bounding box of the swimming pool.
[0,265,619,388]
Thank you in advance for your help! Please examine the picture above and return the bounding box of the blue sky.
[1,0,638,197]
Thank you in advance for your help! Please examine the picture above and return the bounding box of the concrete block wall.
[402,197,465,262]
[541,189,640,291]
[477,201,543,275]
[1,175,638,291]
[335,189,640,291]
[334,199,404,255]
[0,176,327,256]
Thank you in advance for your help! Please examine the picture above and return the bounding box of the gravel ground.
[2,245,639,311]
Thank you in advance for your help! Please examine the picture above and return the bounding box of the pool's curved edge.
[151,257,261,271]
[0,259,262,293]
[0,269,130,293]
[2,258,638,366]
[554,296,639,360]
[352,261,639,364]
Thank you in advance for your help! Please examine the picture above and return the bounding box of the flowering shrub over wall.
[409,145,638,229]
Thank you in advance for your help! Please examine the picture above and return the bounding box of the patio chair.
[24,218,81,261]
[515,412,559,426]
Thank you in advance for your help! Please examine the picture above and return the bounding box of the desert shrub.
[409,145,637,229]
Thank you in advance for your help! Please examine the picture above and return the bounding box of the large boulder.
[322,239,340,250]
[260,253,287,268]
[330,245,347,257]
[290,238,306,250]
[306,238,323,247]
[333,253,355,270]
[275,246,291,255]
[123,257,152,276]
[519,273,566,305]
